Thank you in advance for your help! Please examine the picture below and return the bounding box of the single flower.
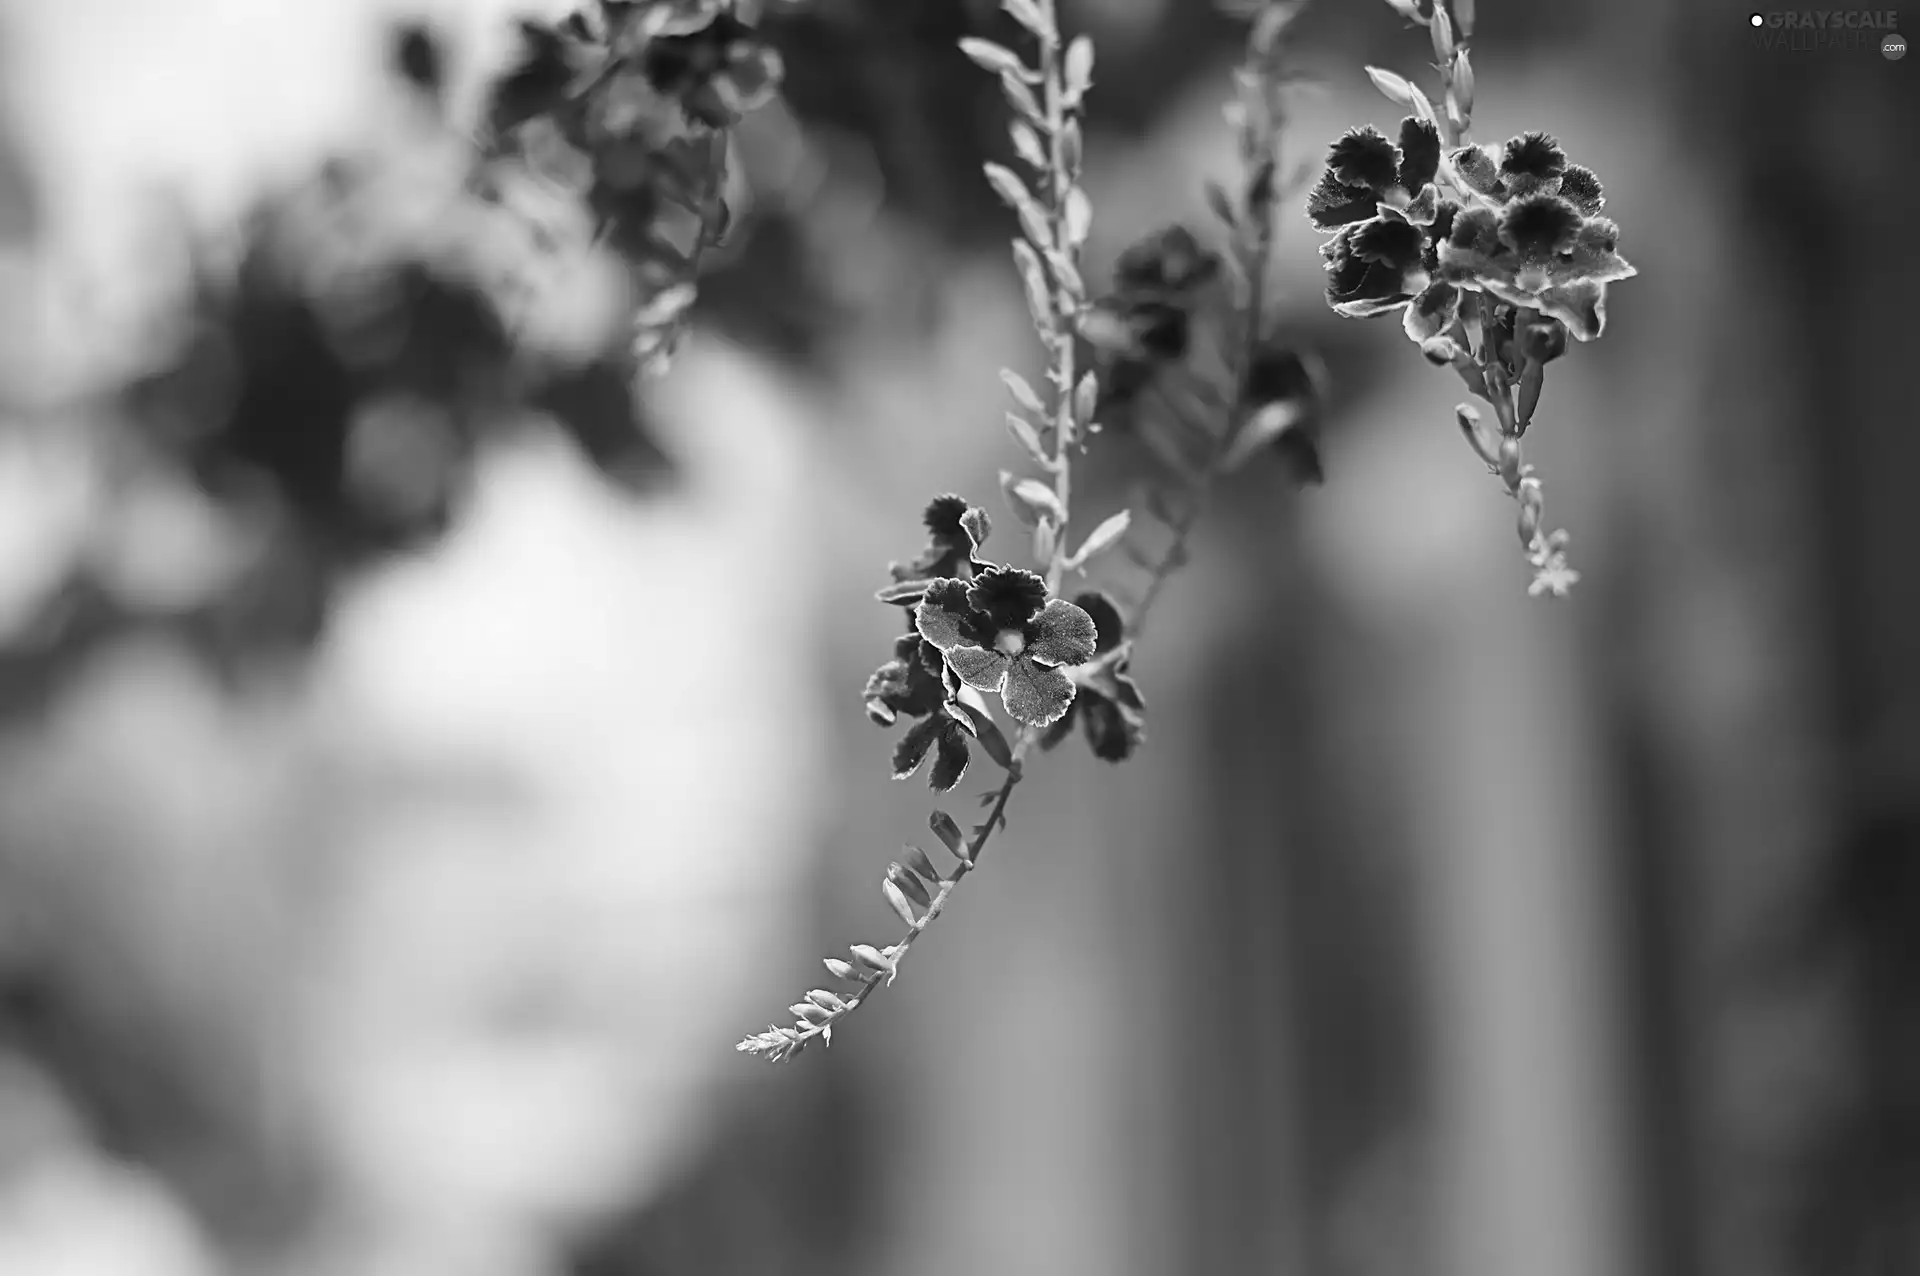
[915,567,1098,728]
[1037,592,1146,761]
[1437,195,1636,340]
[1323,213,1429,317]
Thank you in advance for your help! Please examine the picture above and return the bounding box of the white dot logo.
[1749,12,1764,26]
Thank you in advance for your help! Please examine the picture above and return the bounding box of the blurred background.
[0,1,1914,1274]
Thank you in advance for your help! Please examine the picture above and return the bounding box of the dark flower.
[1326,126,1400,191]
[1038,592,1146,762]
[1324,216,1429,317]
[882,495,991,599]
[863,630,948,726]
[1112,225,1222,299]
[1438,196,1635,341]
[1234,344,1327,484]
[1498,193,1582,256]
[863,629,973,791]
[1500,131,1567,192]
[915,568,1098,728]
[642,13,782,127]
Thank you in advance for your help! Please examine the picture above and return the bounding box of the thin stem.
[769,751,1030,1051]
[1039,0,1077,598]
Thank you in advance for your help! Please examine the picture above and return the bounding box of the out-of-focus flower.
[1037,591,1144,761]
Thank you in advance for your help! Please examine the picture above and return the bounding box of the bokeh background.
[1,1,1914,1274]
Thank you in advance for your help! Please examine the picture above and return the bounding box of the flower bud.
[1497,438,1523,488]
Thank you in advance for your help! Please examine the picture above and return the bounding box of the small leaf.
[1001,368,1047,416]
[1059,118,1083,178]
[982,162,1034,213]
[1000,71,1045,126]
[823,957,856,980]
[902,844,943,884]
[930,810,967,859]
[1011,240,1055,331]
[1063,35,1094,104]
[1068,509,1131,569]
[1073,371,1099,429]
[1011,121,1048,170]
[1032,518,1059,566]
[793,1001,832,1024]
[1045,248,1084,302]
[888,862,933,908]
[881,877,918,925]
[1063,187,1092,248]
[875,579,932,605]
[958,36,1027,80]
[1364,65,1416,109]
[1428,2,1456,62]
[850,944,894,976]
[1007,412,1049,462]
[1002,0,1049,37]
[1517,360,1545,427]
[807,988,848,1012]
[1204,179,1238,228]
[949,699,1018,772]
[1001,471,1068,527]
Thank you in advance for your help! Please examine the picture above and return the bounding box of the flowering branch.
[1309,0,1637,597]
[738,0,1330,1066]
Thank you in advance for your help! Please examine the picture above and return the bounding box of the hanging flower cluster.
[1308,121,1634,351]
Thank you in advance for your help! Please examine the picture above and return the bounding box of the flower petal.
[1304,170,1379,233]
[1024,597,1099,667]
[1557,164,1605,215]
[1396,117,1441,190]
[891,716,943,779]
[929,727,971,792]
[946,645,1012,692]
[1402,281,1462,343]
[915,578,979,650]
[1000,657,1077,728]
[1535,279,1608,341]
[1038,705,1079,751]
[966,566,1049,631]
[1079,695,1145,762]
[1326,126,1399,192]
[1072,590,1126,655]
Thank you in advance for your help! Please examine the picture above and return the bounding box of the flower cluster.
[863,496,1107,789]
[1309,122,1634,350]
[482,0,789,373]
[1080,226,1224,411]
[1299,0,1637,598]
